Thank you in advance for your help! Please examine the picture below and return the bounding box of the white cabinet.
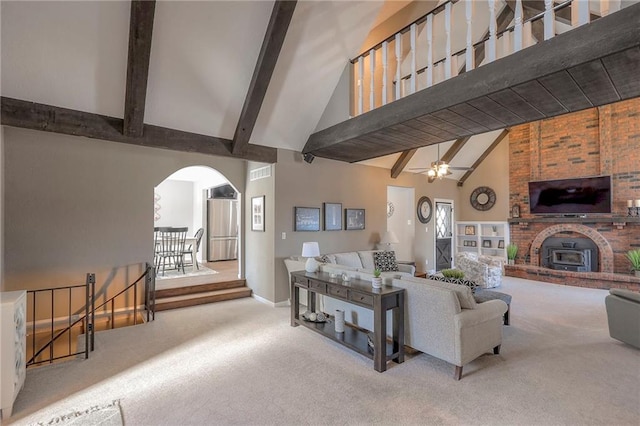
[456,221,510,259]
[1,291,27,419]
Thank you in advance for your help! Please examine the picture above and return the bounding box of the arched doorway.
[154,166,241,283]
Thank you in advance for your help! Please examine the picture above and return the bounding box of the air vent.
[250,165,272,181]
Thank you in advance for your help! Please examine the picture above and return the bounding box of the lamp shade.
[380,231,399,245]
[301,242,320,257]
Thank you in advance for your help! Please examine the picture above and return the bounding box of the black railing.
[26,262,155,367]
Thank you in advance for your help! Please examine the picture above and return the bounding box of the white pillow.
[333,252,363,268]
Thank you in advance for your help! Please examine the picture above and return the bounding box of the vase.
[372,277,382,288]
[335,310,345,333]
[507,259,515,265]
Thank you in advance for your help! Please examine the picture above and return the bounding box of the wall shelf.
[455,221,510,259]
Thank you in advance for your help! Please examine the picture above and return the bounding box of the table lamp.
[302,242,320,273]
[380,230,399,251]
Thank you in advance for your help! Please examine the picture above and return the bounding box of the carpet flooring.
[4,276,639,425]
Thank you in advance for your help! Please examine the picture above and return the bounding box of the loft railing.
[26,262,156,367]
[350,0,627,116]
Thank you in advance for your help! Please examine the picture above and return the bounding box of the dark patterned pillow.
[428,274,478,293]
[315,254,331,264]
[373,251,399,272]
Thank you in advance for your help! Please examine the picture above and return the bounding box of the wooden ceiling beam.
[123,0,156,137]
[1,97,277,163]
[232,1,297,155]
[457,129,509,187]
[441,136,471,163]
[390,148,418,178]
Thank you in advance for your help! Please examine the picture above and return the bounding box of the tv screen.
[528,176,612,215]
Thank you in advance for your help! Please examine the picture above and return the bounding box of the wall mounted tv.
[528,176,612,215]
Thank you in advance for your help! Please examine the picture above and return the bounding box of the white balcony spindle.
[523,20,533,48]
[465,0,474,72]
[426,14,433,87]
[358,56,363,115]
[601,0,621,16]
[395,33,402,100]
[369,49,375,111]
[514,0,523,52]
[544,0,555,40]
[410,23,417,94]
[487,0,497,63]
[572,0,590,26]
[444,2,452,79]
[382,41,388,106]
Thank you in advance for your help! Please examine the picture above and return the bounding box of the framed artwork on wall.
[251,196,265,232]
[482,239,492,248]
[345,208,365,230]
[294,207,320,231]
[323,203,342,231]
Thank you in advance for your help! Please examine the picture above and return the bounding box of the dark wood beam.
[232,1,297,155]
[441,136,471,163]
[390,148,418,178]
[457,129,509,186]
[303,4,640,155]
[1,97,277,163]
[123,0,156,137]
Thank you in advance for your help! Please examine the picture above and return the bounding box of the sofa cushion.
[333,252,363,268]
[373,251,399,272]
[403,276,477,309]
[357,250,377,270]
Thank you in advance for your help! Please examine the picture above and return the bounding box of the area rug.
[32,400,122,426]
[155,264,218,280]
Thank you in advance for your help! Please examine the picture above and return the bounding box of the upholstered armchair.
[605,288,640,348]
[454,252,502,288]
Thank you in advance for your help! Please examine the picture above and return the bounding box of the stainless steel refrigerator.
[207,198,238,261]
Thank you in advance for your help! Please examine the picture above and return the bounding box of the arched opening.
[153,166,241,285]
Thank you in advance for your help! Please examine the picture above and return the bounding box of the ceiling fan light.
[427,169,436,177]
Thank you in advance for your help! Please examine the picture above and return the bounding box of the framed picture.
[463,240,469,247]
[464,225,476,235]
[323,203,342,231]
[345,208,365,230]
[251,196,265,232]
[294,207,320,232]
[482,240,492,248]
[470,241,477,247]
[512,204,521,218]
[498,240,505,249]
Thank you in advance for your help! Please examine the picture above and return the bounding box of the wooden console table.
[290,271,405,373]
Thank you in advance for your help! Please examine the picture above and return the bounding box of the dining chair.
[155,226,188,275]
[183,228,204,270]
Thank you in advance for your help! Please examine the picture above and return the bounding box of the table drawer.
[309,280,326,293]
[349,290,373,307]
[328,285,349,299]
[292,275,308,287]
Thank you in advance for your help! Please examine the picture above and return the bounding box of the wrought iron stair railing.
[26,262,155,367]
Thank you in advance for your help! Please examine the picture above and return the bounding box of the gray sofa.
[285,260,507,379]
[605,288,640,349]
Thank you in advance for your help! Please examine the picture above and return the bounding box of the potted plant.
[506,243,518,265]
[626,249,640,277]
[372,269,383,288]
[441,269,465,280]
[491,225,498,236]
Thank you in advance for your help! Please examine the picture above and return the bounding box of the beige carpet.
[5,277,639,425]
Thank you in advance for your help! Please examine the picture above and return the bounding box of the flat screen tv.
[528,176,612,215]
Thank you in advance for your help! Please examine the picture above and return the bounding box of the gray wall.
[273,149,461,304]
[3,127,246,295]
[0,127,4,292]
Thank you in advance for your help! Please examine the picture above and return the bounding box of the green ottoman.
[474,289,512,325]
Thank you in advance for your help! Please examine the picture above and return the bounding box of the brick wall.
[509,97,640,280]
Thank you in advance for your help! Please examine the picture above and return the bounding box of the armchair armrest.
[454,300,507,328]
[397,263,416,275]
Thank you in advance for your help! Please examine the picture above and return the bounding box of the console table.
[290,271,405,372]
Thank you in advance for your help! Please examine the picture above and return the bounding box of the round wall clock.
[417,196,433,223]
[470,186,496,211]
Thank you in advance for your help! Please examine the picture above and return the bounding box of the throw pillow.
[373,251,399,272]
[315,254,332,264]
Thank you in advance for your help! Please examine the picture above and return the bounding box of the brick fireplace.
[506,98,640,291]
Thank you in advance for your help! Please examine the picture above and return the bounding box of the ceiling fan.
[409,143,473,183]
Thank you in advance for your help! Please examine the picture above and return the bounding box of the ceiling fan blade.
[408,167,430,171]
[448,166,474,171]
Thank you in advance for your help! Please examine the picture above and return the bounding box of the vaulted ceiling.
[2,1,639,181]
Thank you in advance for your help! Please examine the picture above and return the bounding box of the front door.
[435,201,453,271]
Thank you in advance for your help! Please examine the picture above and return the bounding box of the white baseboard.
[251,294,290,308]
